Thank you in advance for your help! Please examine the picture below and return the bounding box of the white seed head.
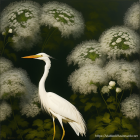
[105,60,140,90]
[99,26,140,59]
[0,57,13,75]
[20,85,41,117]
[0,68,34,99]
[0,101,12,121]
[40,1,84,38]
[121,94,140,119]
[67,40,105,67]
[68,64,109,94]
[124,2,140,30]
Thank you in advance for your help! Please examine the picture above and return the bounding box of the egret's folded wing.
[47,92,84,123]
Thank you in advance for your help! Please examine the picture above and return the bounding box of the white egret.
[22,53,86,140]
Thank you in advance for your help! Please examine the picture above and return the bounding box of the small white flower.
[2,32,5,35]
[116,38,122,43]
[109,81,116,87]
[116,87,122,93]
[108,85,112,89]
[101,86,110,95]
[112,42,116,45]
[8,29,12,33]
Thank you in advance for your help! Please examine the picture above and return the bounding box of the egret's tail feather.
[69,121,86,136]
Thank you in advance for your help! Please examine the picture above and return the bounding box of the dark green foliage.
[69,85,139,140]
[24,119,61,140]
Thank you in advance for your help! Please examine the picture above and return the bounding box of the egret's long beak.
[22,55,42,58]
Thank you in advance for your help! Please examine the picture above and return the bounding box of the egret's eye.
[41,55,43,57]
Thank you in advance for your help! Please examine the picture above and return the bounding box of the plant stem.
[10,97,23,140]
[98,85,114,119]
[100,92,114,120]
[115,90,124,113]
[41,28,57,52]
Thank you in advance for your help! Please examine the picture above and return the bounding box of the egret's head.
[22,53,54,62]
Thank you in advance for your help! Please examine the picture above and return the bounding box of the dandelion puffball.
[99,26,140,59]
[68,64,109,94]
[20,85,41,117]
[124,2,140,30]
[0,1,41,51]
[105,60,140,90]
[0,68,34,99]
[0,101,12,121]
[41,1,84,38]
[67,40,105,67]
[121,94,140,119]
[0,57,13,75]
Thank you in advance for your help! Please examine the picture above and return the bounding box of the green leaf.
[33,119,43,127]
[80,98,89,103]
[96,116,103,123]
[87,119,96,133]
[107,103,116,110]
[14,115,28,127]
[70,94,78,101]
[106,96,115,102]
[94,102,101,108]
[84,102,93,111]
[8,120,17,130]
[122,118,133,130]
[44,122,52,129]
[8,37,13,42]
[23,128,32,135]
[1,125,12,135]
[37,131,45,138]
[105,124,118,135]
[102,113,111,123]
[25,130,38,139]
[44,119,52,123]
[112,117,120,126]
[79,94,85,99]
[0,131,6,138]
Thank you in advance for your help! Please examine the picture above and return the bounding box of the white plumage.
[22,53,86,140]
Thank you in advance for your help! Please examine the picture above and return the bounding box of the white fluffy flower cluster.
[0,57,13,75]
[0,68,34,99]
[20,85,41,117]
[41,1,84,38]
[99,26,140,59]
[124,2,140,30]
[104,60,140,90]
[0,1,41,51]
[67,40,105,67]
[121,94,140,119]
[68,64,109,94]
[0,101,12,121]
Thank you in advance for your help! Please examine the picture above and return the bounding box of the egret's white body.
[22,53,86,140]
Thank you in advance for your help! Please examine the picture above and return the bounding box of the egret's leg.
[57,117,65,140]
[53,117,55,140]
[61,126,65,140]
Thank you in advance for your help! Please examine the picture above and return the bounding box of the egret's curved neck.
[39,60,51,94]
